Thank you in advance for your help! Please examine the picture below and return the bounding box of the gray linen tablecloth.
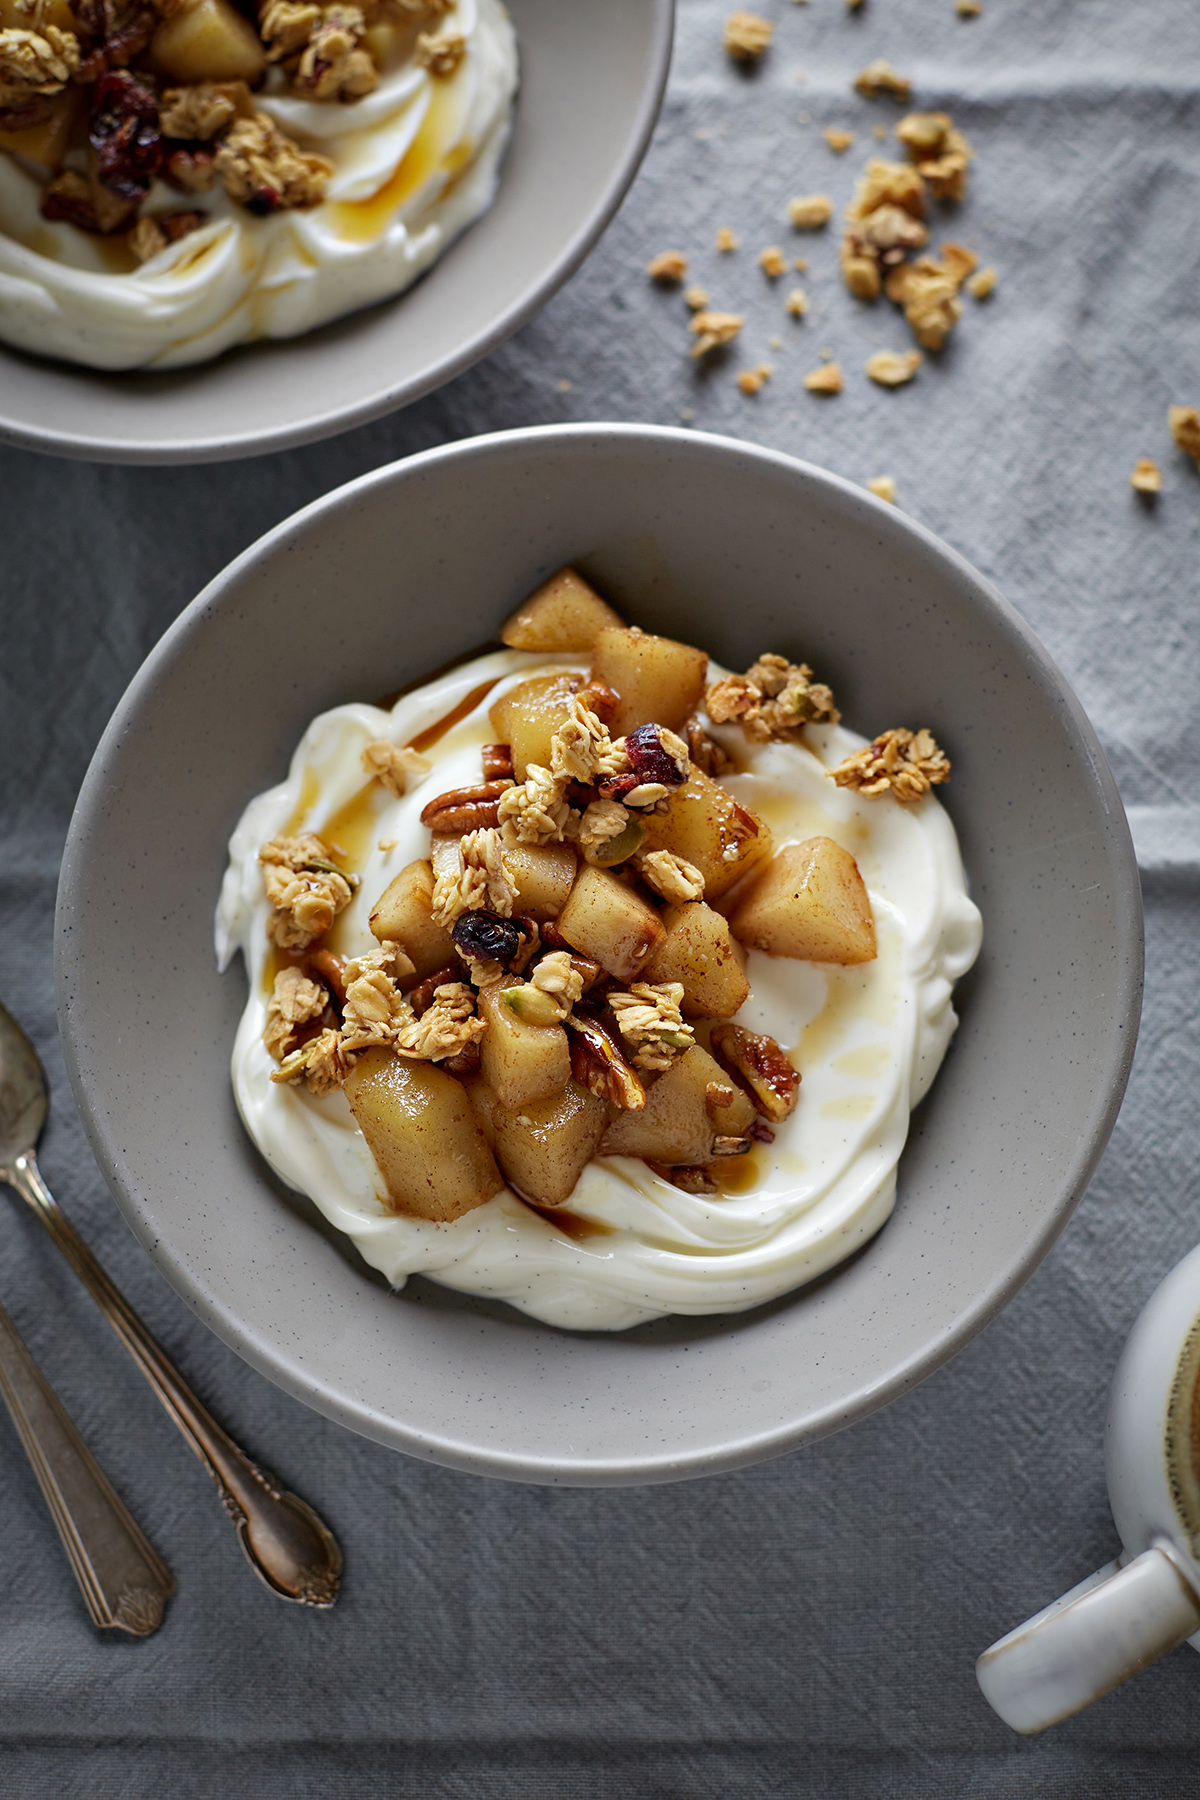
[2,0,1199,1790]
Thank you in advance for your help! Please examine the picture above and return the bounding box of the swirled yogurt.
[216,649,982,1331]
[0,0,516,370]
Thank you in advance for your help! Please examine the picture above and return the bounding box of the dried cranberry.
[624,723,688,787]
[245,186,282,217]
[89,71,162,203]
[597,771,641,802]
[453,911,523,968]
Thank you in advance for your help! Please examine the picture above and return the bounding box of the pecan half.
[419,779,514,834]
[567,1013,645,1110]
[306,946,348,1006]
[711,1135,752,1156]
[481,743,514,782]
[407,963,460,1016]
[574,681,620,726]
[710,1023,800,1123]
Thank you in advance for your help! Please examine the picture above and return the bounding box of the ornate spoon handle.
[4,1150,342,1608]
[0,1297,172,1634]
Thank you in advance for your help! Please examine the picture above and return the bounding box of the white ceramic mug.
[976,1243,1200,1733]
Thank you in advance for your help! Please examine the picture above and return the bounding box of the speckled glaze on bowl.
[0,0,672,466]
[55,425,1143,1485]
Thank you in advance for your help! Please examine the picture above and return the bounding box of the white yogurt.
[216,649,983,1331]
[0,0,516,369]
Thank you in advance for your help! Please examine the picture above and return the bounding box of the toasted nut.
[419,779,514,833]
[501,984,567,1028]
[306,947,348,1005]
[711,1135,752,1156]
[407,964,460,1015]
[705,1081,737,1113]
[711,1023,801,1122]
[575,681,621,726]
[585,818,647,868]
[481,743,514,781]
[567,1013,646,1110]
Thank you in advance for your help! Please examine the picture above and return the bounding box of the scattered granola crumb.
[787,193,833,230]
[378,838,397,853]
[708,653,840,741]
[1130,459,1162,496]
[865,347,922,386]
[785,287,809,317]
[415,29,466,77]
[737,364,773,395]
[637,849,706,904]
[259,834,354,949]
[263,965,327,1062]
[824,127,856,153]
[866,475,897,502]
[608,982,694,1072]
[683,283,709,310]
[941,240,978,282]
[797,110,811,124]
[854,59,912,101]
[648,249,688,283]
[759,244,788,278]
[873,124,887,140]
[680,407,695,422]
[557,379,572,393]
[966,264,997,299]
[716,225,739,252]
[830,727,949,801]
[956,0,982,14]
[804,361,843,393]
[895,110,973,201]
[1169,405,1200,465]
[723,9,773,60]
[361,739,431,798]
[846,0,864,10]
[885,253,964,349]
[690,309,744,356]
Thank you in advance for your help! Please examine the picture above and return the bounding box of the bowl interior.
[55,425,1142,1484]
[0,0,671,465]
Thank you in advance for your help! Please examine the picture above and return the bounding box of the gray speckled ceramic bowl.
[55,425,1142,1484]
[0,0,672,465]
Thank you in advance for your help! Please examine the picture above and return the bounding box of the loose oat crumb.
[263,965,327,1062]
[865,347,922,386]
[608,983,695,1072]
[361,739,431,797]
[637,849,706,904]
[648,249,688,283]
[854,59,912,101]
[787,193,833,230]
[259,833,354,949]
[737,364,772,395]
[804,361,843,392]
[824,127,856,153]
[716,225,739,252]
[723,9,773,60]
[128,217,168,263]
[966,264,997,299]
[940,240,978,282]
[683,284,709,310]
[415,28,466,76]
[1169,405,1200,464]
[872,124,888,141]
[830,727,949,801]
[759,245,787,278]
[557,379,572,393]
[768,332,783,349]
[1130,458,1162,495]
[708,653,839,741]
[956,0,982,14]
[785,287,809,317]
[793,257,808,272]
[895,111,973,201]
[885,253,964,349]
[866,475,897,502]
[689,309,744,356]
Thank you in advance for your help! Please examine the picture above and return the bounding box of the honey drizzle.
[408,678,500,754]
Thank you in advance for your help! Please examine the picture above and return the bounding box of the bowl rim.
[0,0,675,468]
[55,423,1144,1483]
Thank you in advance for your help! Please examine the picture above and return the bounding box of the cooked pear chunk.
[488,672,577,780]
[344,1050,502,1222]
[600,1045,755,1164]
[556,863,664,982]
[478,978,573,1110]
[640,769,772,900]
[491,1082,609,1207]
[642,901,750,1018]
[500,567,625,653]
[504,841,579,920]
[0,87,79,168]
[589,626,708,736]
[368,859,455,984]
[728,836,876,964]
[151,0,267,83]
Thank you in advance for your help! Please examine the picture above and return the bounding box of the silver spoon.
[0,1002,342,1609]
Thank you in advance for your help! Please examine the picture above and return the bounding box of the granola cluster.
[607,983,694,1073]
[707,653,840,743]
[830,727,950,802]
[259,833,356,948]
[11,0,461,249]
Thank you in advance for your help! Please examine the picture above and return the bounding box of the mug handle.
[976,1542,1200,1733]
